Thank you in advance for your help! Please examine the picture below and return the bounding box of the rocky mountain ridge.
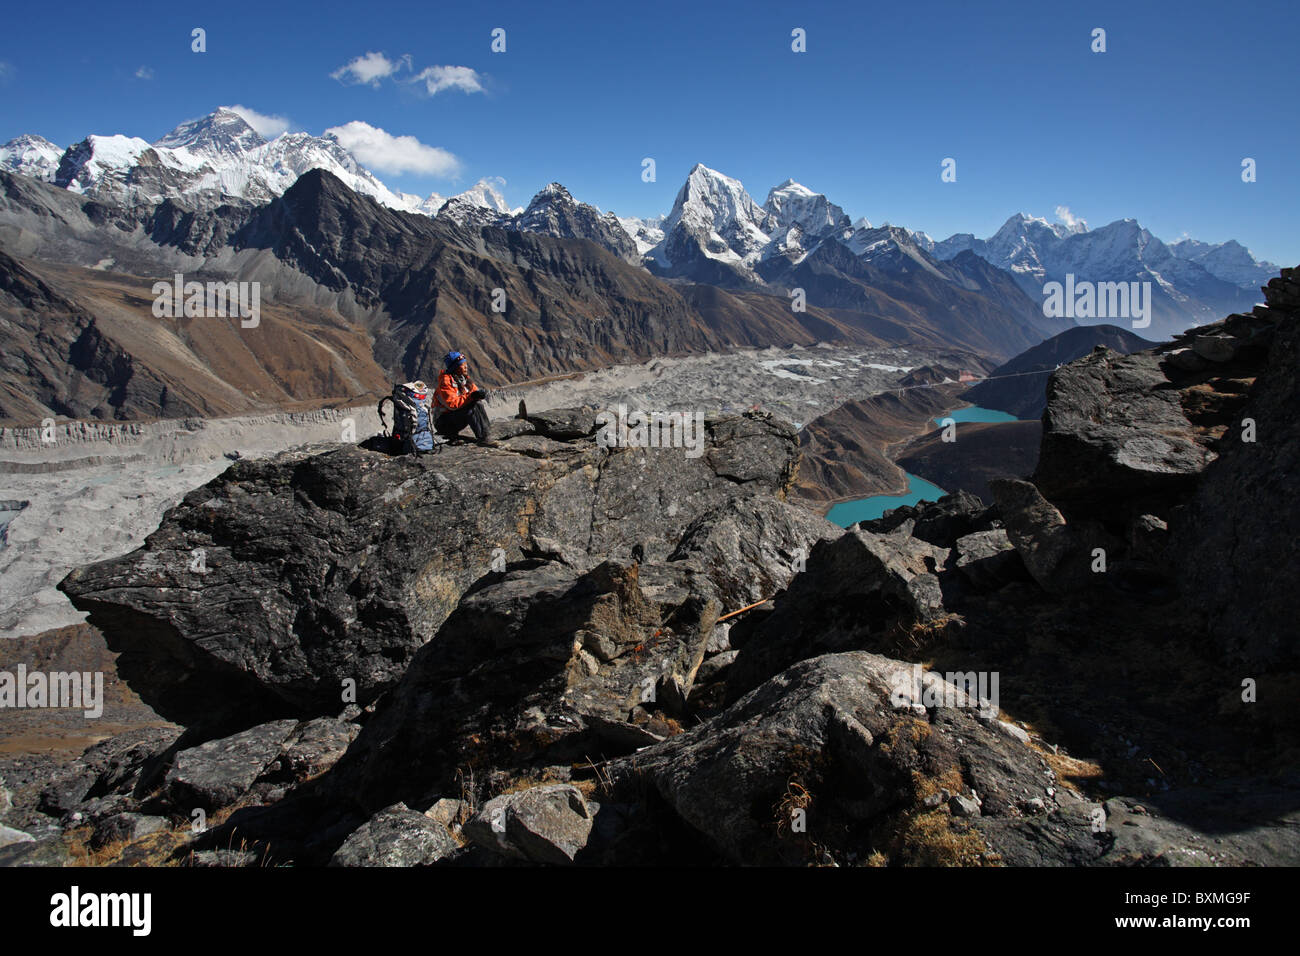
[0,166,1048,425]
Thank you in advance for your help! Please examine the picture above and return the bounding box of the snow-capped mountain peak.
[508,182,639,261]
[616,214,665,256]
[763,179,849,239]
[433,179,519,227]
[55,135,165,197]
[670,164,769,235]
[1169,237,1280,288]
[513,182,576,228]
[28,108,441,215]
[154,107,266,159]
[651,164,773,270]
[0,134,63,182]
[909,230,936,252]
[456,177,511,213]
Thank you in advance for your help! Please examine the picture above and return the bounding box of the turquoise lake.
[826,473,949,527]
[933,405,1018,425]
[826,406,1021,528]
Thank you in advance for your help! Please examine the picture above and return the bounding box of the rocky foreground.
[1,271,1297,866]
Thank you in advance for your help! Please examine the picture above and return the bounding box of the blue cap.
[444,350,465,370]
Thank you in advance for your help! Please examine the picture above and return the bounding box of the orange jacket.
[433,369,478,415]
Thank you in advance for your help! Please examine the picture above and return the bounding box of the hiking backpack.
[378,381,439,454]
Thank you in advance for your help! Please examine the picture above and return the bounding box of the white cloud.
[1055,205,1085,229]
[227,105,292,138]
[135,65,154,80]
[324,120,460,177]
[331,52,411,87]
[0,62,13,82]
[411,65,485,96]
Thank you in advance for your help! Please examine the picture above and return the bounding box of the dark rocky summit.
[962,324,1155,420]
[5,270,1295,866]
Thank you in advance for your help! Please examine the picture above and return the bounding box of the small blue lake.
[825,406,1020,528]
[933,405,1018,425]
[826,473,948,527]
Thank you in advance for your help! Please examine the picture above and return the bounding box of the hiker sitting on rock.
[434,350,492,443]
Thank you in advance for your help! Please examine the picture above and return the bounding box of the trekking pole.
[716,597,774,624]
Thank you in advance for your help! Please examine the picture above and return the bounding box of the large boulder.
[725,527,949,701]
[166,719,301,810]
[856,491,996,549]
[59,443,573,732]
[320,557,710,815]
[613,652,1087,866]
[329,804,460,866]
[165,716,358,812]
[273,717,361,783]
[951,529,1026,591]
[668,497,841,611]
[89,813,168,849]
[989,479,1085,595]
[524,405,599,440]
[60,411,800,731]
[1033,347,1216,507]
[525,412,801,565]
[462,784,595,864]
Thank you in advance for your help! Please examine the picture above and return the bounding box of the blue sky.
[2,0,1295,264]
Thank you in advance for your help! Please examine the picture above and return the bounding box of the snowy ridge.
[647,164,774,272]
[763,179,849,239]
[1169,238,1280,289]
[617,215,665,255]
[930,212,1275,298]
[0,134,63,182]
[0,108,453,217]
[30,108,447,215]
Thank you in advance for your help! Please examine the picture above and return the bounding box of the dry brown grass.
[455,766,477,812]
[492,766,571,798]
[774,778,813,835]
[881,613,964,657]
[1040,749,1105,789]
[877,716,932,758]
[62,793,297,868]
[65,824,192,867]
[910,766,967,803]
[896,811,995,867]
